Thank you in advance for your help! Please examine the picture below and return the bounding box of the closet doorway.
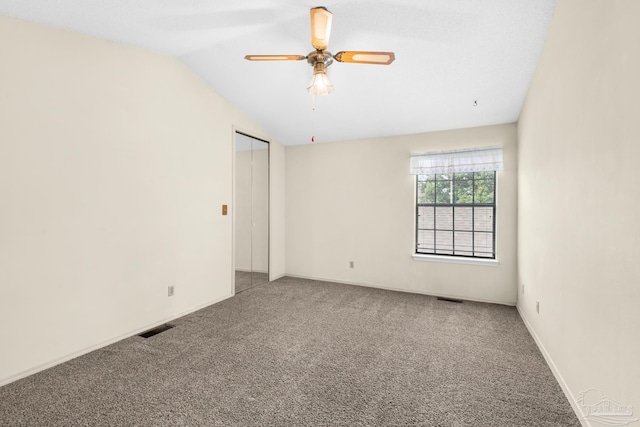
[234,131,269,293]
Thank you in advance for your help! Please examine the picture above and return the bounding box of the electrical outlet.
[522,283,525,294]
[536,301,539,314]
[349,261,354,268]
[168,285,175,297]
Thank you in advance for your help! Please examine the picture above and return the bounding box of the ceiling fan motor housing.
[307,50,333,70]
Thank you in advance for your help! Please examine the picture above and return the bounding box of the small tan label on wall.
[222,204,228,215]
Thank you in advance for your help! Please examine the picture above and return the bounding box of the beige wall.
[517,0,640,420]
[286,124,518,304]
[269,138,286,281]
[0,15,285,385]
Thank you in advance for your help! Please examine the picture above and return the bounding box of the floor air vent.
[437,297,463,303]
[138,324,175,338]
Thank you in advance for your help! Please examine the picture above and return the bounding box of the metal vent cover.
[138,324,175,338]
[437,297,463,303]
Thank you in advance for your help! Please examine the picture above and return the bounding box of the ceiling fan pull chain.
[311,94,316,143]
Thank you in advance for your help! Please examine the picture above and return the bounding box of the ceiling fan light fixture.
[307,62,334,96]
[245,6,395,95]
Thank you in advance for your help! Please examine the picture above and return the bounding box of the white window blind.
[410,146,503,175]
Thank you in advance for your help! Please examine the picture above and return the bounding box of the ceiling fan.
[245,6,395,96]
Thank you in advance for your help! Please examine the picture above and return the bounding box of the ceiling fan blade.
[245,55,307,61]
[334,51,396,65]
[310,7,332,51]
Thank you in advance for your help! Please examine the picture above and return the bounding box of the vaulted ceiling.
[0,0,557,145]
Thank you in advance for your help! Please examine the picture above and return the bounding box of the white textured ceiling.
[0,0,557,145]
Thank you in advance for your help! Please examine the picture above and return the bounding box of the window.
[416,172,496,258]
[410,146,502,260]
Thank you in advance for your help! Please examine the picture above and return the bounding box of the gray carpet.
[0,277,580,426]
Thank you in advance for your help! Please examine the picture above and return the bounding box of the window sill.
[412,254,499,267]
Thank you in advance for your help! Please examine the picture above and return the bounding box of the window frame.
[414,171,497,260]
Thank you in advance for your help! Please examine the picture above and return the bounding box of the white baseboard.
[284,273,516,306]
[0,292,234,388]
[516,303,590,427]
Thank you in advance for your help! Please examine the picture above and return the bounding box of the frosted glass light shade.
[307,71,334,96]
